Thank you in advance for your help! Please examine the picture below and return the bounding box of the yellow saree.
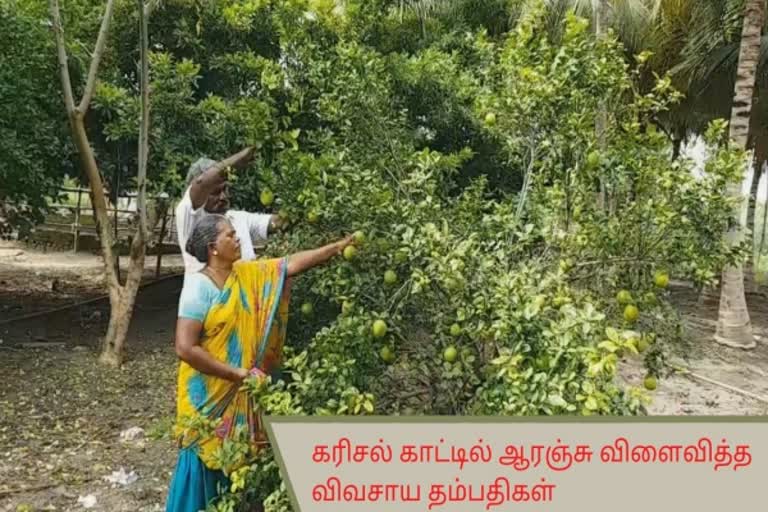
[174,257,291,471]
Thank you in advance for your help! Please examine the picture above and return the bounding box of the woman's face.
[212,220,241,262]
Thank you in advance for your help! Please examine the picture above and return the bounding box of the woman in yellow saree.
[165,214,354,512]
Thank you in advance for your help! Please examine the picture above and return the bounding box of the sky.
[682,137,768,202]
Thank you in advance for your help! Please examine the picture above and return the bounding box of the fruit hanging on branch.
[623,304,639,323]
[372,319,388,338]
[260,188,274,207]
[616,290,632,305]
[343,245,357,261]
[380,345,395,364]
[653,271,669,289]
[384,270,398,285]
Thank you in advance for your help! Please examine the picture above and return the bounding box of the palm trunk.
[715,0,764,349]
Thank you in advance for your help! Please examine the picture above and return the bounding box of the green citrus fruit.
[586,150,601,169]
[341,301,353,315]
[307,210,319,224]
[643,376,657,391]
[301,302,313,316]
[654,271,670,289]
[484,112,497,126]
[343,245,357,261]
[260,189,274,207]
[353,230,365,243]
[372,320,388,338]
[449,323,461,337]
[380,345,395,363]
[623,304,639,323]
[384,270,398,285]
[616,290,633,305]
[395,250,408,263]
[636,337,650,353]
[443,345,458,363]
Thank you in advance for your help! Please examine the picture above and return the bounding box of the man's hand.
[268,214,287,233]
[232,146,257,170]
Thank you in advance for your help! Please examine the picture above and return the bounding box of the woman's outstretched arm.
[286,235,354,277]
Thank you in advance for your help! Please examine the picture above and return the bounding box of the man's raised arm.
[188,146,255,209]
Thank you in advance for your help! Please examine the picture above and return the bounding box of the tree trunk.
[99,0,152,367]
[99,290,135,366]
[69,116,121,291]
[100,230,146,365]
[715,0,764,349]
[715,266,757,349]
[50,0,150,366]
[595,0,609,211]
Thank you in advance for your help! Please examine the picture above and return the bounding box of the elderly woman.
[165,214,353,512]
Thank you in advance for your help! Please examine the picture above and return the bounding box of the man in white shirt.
[175,148,282,279]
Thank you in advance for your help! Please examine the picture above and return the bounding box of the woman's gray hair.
[185,157,218,187]
[185,214,230,263]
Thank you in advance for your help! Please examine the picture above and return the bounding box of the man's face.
[204,182,230,214]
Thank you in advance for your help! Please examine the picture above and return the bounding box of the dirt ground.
[0,243,767,511]
[0,240,184,322]
[0,241,184,512]
[619,286,768,416]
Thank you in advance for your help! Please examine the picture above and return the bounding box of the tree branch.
[128,0,151,285]
[50,0,120,292]
[48,0,76,114]
[78,0,117,114]
[136,0,150,239]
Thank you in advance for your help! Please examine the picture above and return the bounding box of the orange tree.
[158,3,748,511]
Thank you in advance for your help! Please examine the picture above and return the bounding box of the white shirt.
[175,188,271,276]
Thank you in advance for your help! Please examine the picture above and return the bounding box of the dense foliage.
[0,4,73,235]
[152,3,743,511]
[3,1,751,511]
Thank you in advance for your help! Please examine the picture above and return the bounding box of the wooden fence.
[42,187,180,276]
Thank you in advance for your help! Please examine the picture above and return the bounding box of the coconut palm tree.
[515,1,663,52]
[659,0,768,288]
[712,0,764,349]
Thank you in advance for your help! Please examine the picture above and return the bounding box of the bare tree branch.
[48,0,76,114]
[50,0,120,292]
[78,0,117,114]
[136,0,150,240]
